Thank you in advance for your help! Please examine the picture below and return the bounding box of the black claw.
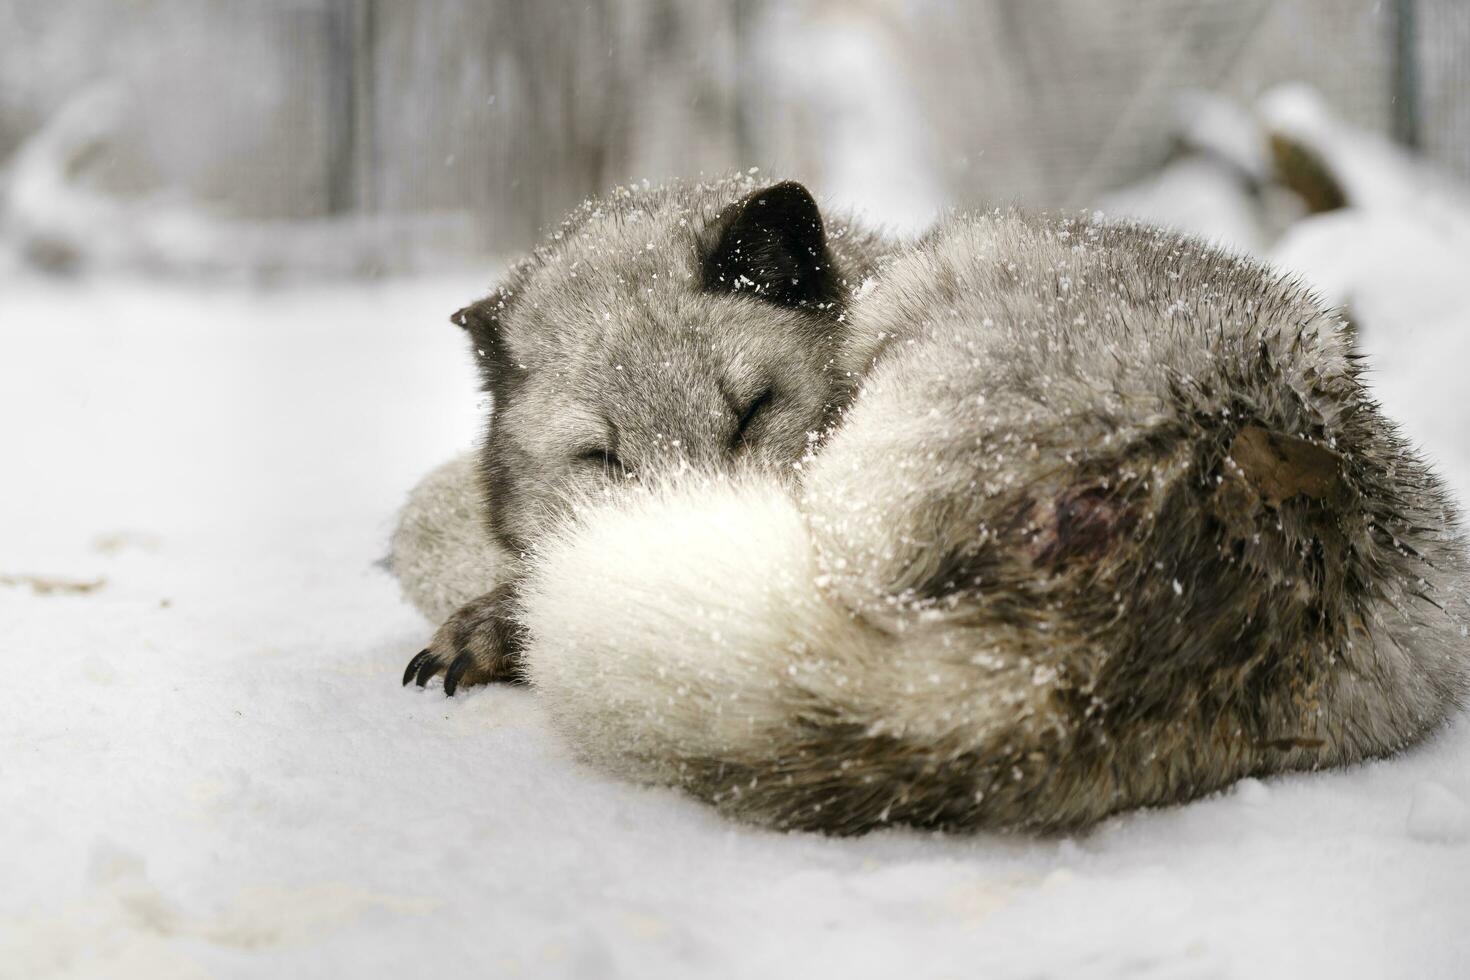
[414,656,439,688]
[403,649,432,686]
[443,652,474,697]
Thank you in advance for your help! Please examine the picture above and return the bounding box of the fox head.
[452,178,886,554]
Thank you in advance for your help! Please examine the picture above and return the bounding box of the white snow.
[6,103,1470,977]
[1408,782,1469,845]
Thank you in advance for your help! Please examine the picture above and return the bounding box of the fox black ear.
[450,294,505,351]
[701,181,841,312]
[450,299,492,333]
[453,290,528,391]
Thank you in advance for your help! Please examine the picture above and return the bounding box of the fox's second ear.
[450,295,503,347]
[701,181,841,312]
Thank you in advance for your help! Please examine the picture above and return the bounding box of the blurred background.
[2,0,1468,277]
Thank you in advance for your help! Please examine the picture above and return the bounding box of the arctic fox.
[400,174,896,694]
[395,182,1469,833]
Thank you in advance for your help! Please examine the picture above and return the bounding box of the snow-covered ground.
[6,112,1470,979]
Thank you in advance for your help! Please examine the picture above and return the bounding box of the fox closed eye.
[575,447,624,470]
[731,387,775,450]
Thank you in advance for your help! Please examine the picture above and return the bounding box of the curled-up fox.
[393,175,1468,834]
[400,175,894,694]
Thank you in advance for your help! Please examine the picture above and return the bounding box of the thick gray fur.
[391,182,1469,833]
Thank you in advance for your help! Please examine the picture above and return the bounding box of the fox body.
[394,180,1469,833]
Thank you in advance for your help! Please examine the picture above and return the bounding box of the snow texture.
[1408,782,1469,844]
[5,96,1470,977]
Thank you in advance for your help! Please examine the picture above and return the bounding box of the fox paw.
[402,586,523,695]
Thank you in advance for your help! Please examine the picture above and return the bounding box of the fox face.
[453,179,875,555]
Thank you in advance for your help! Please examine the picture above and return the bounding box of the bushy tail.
[513,449,1470,835]
[519,476,1064,834]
